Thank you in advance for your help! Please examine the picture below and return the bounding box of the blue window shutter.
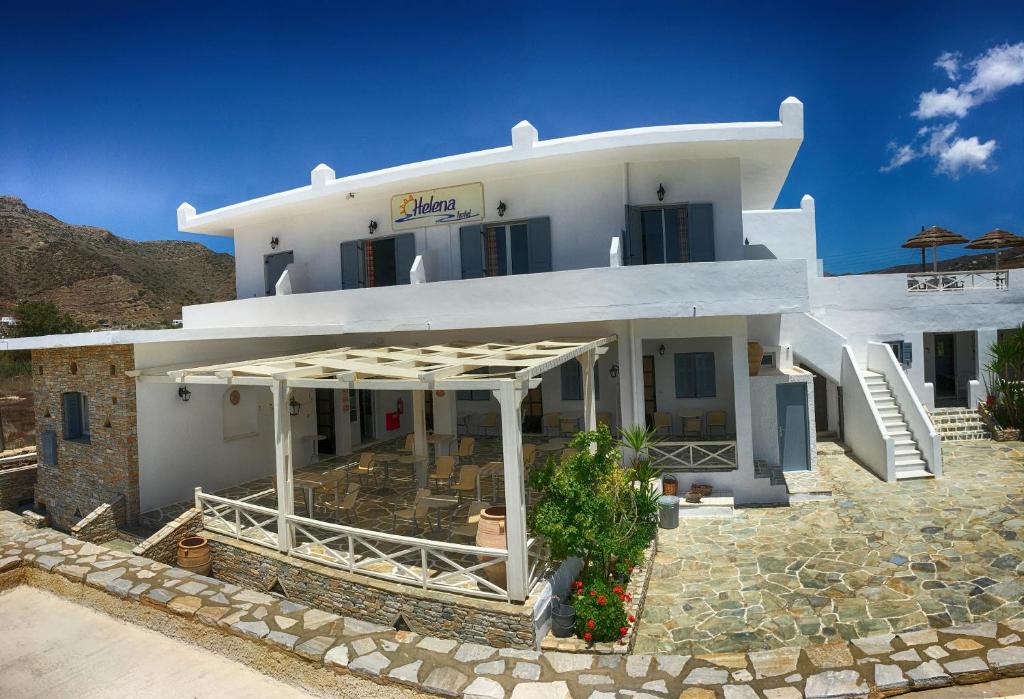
[561,362,582,400]
[695,352,717,397]
[459,225,485,279]
[594,361,600,401]
[624,206,643,265]
[526,217,552,273]
[340,240,365,289]
[41,430,57,465]
[902,342,913,366]
[687,203,715,262]
[394,234,416,285]
[63,393,81,440]
[674,354,693,398]
[664,208,681,263]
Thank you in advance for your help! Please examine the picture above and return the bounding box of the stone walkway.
[2,506,1024,698]
[637,441,1024,655]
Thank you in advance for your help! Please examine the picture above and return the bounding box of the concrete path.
[0,586,412,698]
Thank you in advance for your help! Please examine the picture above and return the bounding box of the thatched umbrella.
[901,226,969,272]
[965,228,1024,269]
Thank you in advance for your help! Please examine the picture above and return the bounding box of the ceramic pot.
[476,506,508,589]
[747,342,764,376]
[177,535,212,576]
[662,474,678,496]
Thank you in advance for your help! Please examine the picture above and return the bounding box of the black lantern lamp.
[658,344,666,356]
[288,395,301,416]
[609,363,619,379]
[497,200,507,217]
[177,385,191,402]
[270,236,279,249]
[368,220,378,235]
[657,184,666,202]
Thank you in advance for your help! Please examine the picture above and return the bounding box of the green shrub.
[571,578,635,643]
[985,325,1024,429]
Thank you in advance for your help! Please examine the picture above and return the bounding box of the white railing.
[907,270,1009,292]
[195,489,279,549]
[647,441,738,470]
[286,513,522,601]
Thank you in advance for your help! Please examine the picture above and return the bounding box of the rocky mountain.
[863,248,1024,275]
[0,196,234,327]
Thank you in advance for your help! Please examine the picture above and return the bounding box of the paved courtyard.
[636,441,1024,655]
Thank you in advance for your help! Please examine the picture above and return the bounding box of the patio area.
[636,440,1024,654]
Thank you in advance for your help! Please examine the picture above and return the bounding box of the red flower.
[612,585,623,594]
[624,593,632,602]
[574,580,583,589]
[628,614,636,623]
[620,627,628,636]
[597,595,607,606]
[589,590,596,597]
[586,618,595,629]
[583,632,592,642]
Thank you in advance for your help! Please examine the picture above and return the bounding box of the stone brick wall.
[132,508,203,565]
[205,531,538,648]
[0,463,37,509]
[70,501,120,544]
[31,345,138,531]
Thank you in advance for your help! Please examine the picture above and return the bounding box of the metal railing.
[195,489,279,549]
[647,440,738,470]
[907,270,1009,292]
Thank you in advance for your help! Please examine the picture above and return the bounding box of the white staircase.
[862,371,933,480]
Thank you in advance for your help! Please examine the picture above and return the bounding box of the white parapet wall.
[840,345,895,482]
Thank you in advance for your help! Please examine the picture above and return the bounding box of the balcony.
[907,270,1010,292]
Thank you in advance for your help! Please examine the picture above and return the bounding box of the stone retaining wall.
[70,501,121,544]
[205,530,538,649]
[0,463,36,509]
[132,508,203,564]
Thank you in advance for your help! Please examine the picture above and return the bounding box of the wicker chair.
[451,501,490,542]
[349,452,378,488]
[706,410,728,438]
[317,483,359,524]
[451,465,481,503]
[429,455,456,489]
[392,488,431,534]
[542,413,561,437]
[653,411,675,436]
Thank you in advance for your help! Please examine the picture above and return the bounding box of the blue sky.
[1,2,1021,273]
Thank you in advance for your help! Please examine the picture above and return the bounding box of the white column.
[495,381,528,602]
[618,321,643,431]
[580,350,597,431]
[271,380,294,553]
[413,390,428,459]
[730,332,755,480]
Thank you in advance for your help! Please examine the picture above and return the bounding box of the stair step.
[896,469,934,480]
[895,456,926,467]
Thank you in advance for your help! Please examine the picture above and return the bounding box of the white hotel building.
[3,98,1021,635]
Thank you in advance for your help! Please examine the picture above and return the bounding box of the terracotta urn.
[475,506,508,589]
[177,535,212,576]
[747,342,764,376]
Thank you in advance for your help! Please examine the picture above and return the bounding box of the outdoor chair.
[450,501,489,542]
[682,416,704,440]
[559,416,578,436]
[706,410,728,438]
[392,488,431,534]
[429,455,456,489]
[402,433,416,453]
[349,452,378,488]
[270,476,305,511]
[653,411,675,435]
[542,413,561,437]
[522,443,537,468]
[560,447,578,462]
[456,436,475,462]
[479,412,499,436]
[597,412,613,430]
[451,465,481,503]
[316,483,359,524]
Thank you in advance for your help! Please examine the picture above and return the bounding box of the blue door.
[776,383,809,471]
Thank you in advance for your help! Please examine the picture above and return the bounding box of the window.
[457,367,492,401]
[625,203,714,265]
[459,218,552,279]
[760,352,777,369]
[885,341,912,366]
[62,392,90,442]
[340,233,416,289]
[559,361,601,401]
[674,352,716,398]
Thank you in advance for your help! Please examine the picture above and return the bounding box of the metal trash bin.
[658,495,680,529]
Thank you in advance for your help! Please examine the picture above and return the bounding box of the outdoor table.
[396,454,431,488]
[426,432,456,457]
[372,452,402,495]
[293,465,348,516]
[536,440,566,452]
[422,494,459,536]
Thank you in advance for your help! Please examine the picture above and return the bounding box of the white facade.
[5,96,1022,516]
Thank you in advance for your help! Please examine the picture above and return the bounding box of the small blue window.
[560,361,601,401]
[674,352,716,399]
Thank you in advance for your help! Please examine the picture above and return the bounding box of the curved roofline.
[178,97,803,237]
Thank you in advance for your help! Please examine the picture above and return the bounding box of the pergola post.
[495,380,528,602]
[271,379,294,553]
[580,350,597,431]
[413,390,428,485]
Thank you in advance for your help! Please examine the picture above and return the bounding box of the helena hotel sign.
[391,182,484,231]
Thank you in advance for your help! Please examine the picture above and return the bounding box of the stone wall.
[70,501,121,544]
[31,345,138,530]
[205,531,538,648]
[0,463,37,509]
[132,508,203,565]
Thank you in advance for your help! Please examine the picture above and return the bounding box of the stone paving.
[3,504,1024,698]
[637,441,1024,656]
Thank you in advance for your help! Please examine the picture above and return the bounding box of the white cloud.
[881,122,997,177]
[934,51,961,81]
[913,87,974,119]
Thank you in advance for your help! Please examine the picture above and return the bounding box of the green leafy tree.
[11,301,84,338]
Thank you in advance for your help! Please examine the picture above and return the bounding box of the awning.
[129,337,614,391]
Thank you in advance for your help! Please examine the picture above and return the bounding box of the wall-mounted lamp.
[368,220,378,236]
[657,184,666,202]
[288,395,301,416]
[497,200,507,217]
[609,363,619,379]
[177,385,191,402]
[270,236,280,250]
[658,344,666,356]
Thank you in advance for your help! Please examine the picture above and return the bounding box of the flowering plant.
[570,578,631,643]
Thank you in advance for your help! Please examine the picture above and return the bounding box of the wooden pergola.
[131,337,613,601]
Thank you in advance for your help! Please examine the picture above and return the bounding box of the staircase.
[862,371,932,480]
[928,407,990,441]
